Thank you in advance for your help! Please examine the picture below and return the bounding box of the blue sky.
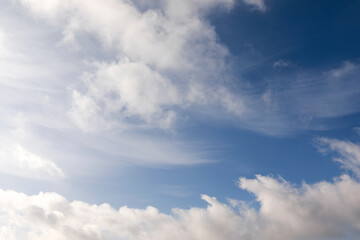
[0,0,360,239]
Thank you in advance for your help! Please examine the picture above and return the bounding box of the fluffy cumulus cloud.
[0,173,359,240]
[16,0,244,131]
[240,174,360,240]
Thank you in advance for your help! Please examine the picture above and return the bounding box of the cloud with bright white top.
[0,135,359,239]
[0,172,358,239]
[16,0,244,131]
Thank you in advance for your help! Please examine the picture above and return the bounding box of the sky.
[0,0,360,239]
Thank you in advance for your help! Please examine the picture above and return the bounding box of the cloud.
[14,0,360,139]
[242,0,266,12]
[0,2,224,169]
[316,137,360,178]
[273,59,292,69]
[0,27,8,56]
[328,61,357,78]
[16,0,244,131]
[69,59,180,130]
[239,174,360,240]
[244,60,360,135]
[0,144,65,180]
[0,173,359,239]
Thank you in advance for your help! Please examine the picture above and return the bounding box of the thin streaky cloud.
[316,136,360,178]
[242,0,266,12]
[0,144,65,180]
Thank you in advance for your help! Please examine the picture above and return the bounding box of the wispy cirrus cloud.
[0,144,65,180]
[273,59,292,69]
[283,61,360,119]
[316,135,360,177]
[328,61,357,78]
[242,60,360,135]
[242,0,266,12]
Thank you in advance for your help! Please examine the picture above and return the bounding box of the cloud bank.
[0,135,358,239]
[0,173,359,240]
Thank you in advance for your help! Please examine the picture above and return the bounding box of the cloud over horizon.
[0,173,359,240]
[0,134,358,239]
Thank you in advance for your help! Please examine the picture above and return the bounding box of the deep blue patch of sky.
[212,0,360,70]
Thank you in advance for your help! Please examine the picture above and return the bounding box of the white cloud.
[0,27,8,57]
[69,59,181,130]
[0,144,65,180]
[316,137,360,177]
[5,0,360,140]
[0,173,359,239]
[17,0,244,131]
[0,1,232,170]
[239,174,360,240]
[242,0,267,12]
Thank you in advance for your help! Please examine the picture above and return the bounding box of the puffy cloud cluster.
[0,173,359,240]
[17,0,244,131]
[240,174,360,240]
